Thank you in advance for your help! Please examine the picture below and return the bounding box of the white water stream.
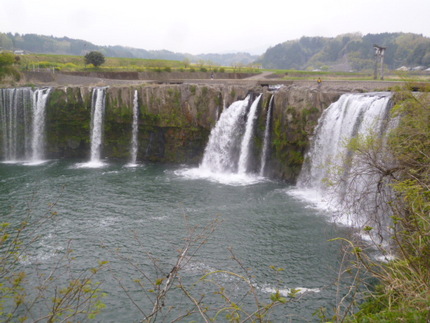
[238,94,261,174]
[127,90,139,167]
[30,88,51,164]
[259,95,274,176]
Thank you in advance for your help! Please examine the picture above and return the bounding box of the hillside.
[0,32,258,67]
[2,32,430,72]
[260,32,430,71]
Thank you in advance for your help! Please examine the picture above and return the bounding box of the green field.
[8,53,430,82]
[17,53,260,74]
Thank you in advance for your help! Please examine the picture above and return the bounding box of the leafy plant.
[0,197,107,322]
[0,51,20,82]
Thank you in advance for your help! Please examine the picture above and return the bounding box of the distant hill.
[2,32,430,71]
[0,32,258,67]
[260,32,430,71]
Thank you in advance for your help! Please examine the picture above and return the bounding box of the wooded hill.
[1,31,430,71]
[260,32,430,71]
[0,32,258,67]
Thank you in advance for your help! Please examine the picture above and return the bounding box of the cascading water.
[127,90,139,166]
[178,94,266,185]
[295,92,394,227]
[259,95,274,176]
[200,95,251,173]
[0,87,50,163]
[30,88,51,163]
[237,94,262,174]
[80,87,107,167]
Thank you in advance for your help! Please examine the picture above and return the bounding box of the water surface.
[0,160,351,322]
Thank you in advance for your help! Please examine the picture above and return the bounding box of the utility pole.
[373,45,386,80]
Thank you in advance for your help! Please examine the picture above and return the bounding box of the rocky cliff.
[41,83,345,182]
[0,83,348,182]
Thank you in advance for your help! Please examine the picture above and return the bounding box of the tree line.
[0,32,257,67]
[259,32,430,71]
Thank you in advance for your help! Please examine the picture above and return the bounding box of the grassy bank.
[16,53,260,74]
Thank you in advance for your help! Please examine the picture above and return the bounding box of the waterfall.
[238,94,262,174]
[89,87,107,165]
[259,95,274,176]
[128,90,139,166]
[1,88,31,161]
[295,92,393,227]
[177,93,265,185]
[200,95,251,173]
[0,87,50,163]
[30,88,51,163]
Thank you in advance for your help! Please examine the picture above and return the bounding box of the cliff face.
[28,84,344,182]
[265,86,342,180]
[45,84,250,164]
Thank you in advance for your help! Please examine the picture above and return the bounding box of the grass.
[14,53,430,82]
[262,68,430,82]
[17,53,260,74]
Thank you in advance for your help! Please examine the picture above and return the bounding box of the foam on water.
[261,285,321,296]
[74,160,108,169]
[175,166,267,186]
[125,163,139,168]
[23,159,50,166]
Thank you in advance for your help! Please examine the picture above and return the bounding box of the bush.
[0,51,20,82]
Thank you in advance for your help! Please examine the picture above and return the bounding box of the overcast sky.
[1,0,429,55]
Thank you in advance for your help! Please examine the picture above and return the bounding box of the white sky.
[1,0,429,55]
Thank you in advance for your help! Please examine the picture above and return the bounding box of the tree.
[84,51,105,67]
[0,51,20,82]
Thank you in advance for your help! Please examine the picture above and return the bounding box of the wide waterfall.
[127,90,139,167]
[0,87,51,163]
[295,92,394,228]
